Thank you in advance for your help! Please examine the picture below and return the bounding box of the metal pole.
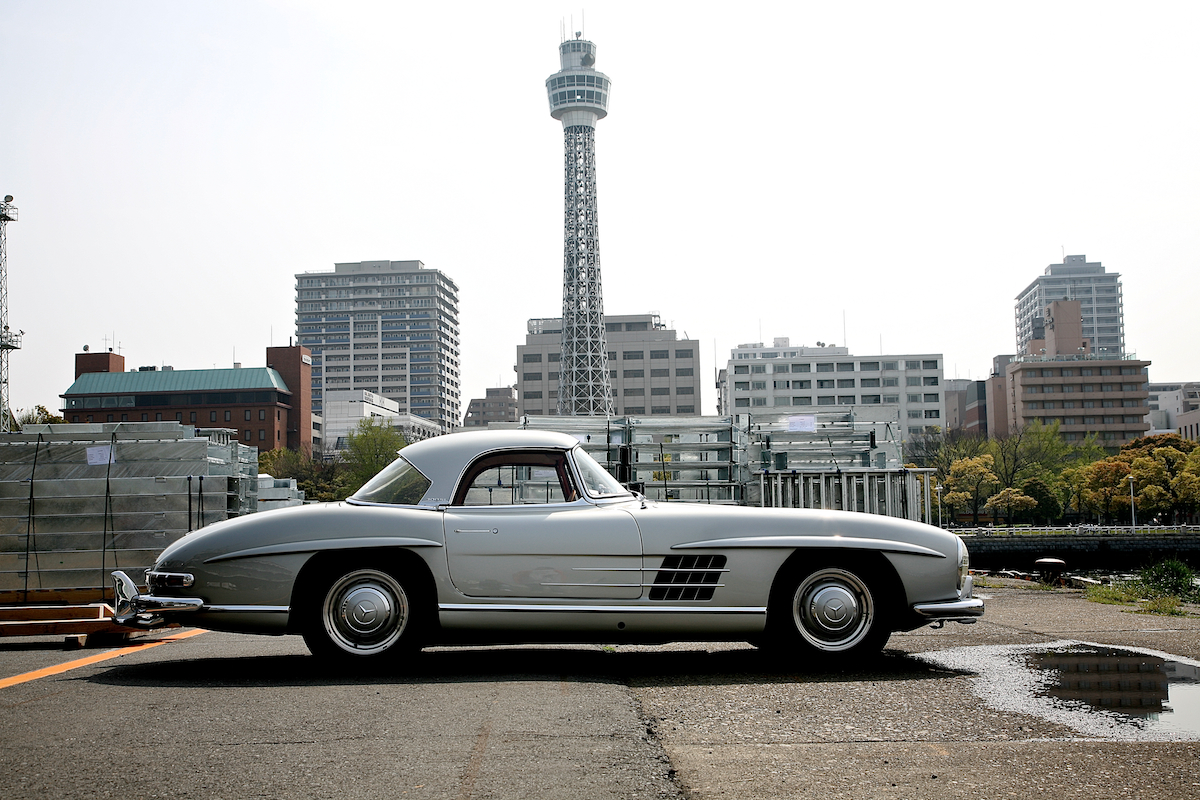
[1129,474,1136,531]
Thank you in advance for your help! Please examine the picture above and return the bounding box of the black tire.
[768,562,892,659]
[302,563,423,663]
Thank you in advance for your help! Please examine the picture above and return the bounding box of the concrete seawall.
[961,528,1200,571]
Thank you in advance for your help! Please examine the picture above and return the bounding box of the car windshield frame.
[348,454,432,507]
[570,446,634,501]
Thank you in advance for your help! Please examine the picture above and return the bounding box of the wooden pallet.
[0,603,139,641]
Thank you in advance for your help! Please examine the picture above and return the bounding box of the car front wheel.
[303,566,420,662]
[772,564,891,658]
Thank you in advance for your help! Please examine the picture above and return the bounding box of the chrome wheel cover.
[792,568,874,652]
[321,569,409,656]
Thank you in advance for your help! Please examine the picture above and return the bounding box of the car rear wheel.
[770,563,891,658]
[303,565,421,662]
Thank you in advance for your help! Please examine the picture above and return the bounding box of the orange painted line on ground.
[0,629,207,690]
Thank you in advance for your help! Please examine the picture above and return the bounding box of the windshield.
[571,447,632,499]
[350,455,431,505]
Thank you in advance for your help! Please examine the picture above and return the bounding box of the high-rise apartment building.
[517,314,701,417]
[1015,254,1124,357]
[295,260,460,433]
[717,339,946,437]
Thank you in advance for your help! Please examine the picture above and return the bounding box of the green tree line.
[906,423,1200,527]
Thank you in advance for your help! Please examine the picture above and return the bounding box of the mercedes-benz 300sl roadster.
[113,430,981,662]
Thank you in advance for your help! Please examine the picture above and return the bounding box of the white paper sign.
[86,445,115,465]
[787,415,817,433]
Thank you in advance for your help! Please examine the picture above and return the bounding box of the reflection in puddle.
[919,641,1200,741]
[1033,645,1200,734]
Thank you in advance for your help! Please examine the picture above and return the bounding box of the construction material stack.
[0,422,258,605]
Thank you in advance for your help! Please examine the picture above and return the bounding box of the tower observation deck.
[546,35,614,416]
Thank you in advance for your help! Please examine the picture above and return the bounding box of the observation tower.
[546,34,614,416]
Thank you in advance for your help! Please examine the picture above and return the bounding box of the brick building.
[61,345,315,453]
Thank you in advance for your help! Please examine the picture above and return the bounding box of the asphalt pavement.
[1,583,1198,799]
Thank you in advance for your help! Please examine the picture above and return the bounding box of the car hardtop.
[398,429,587,504]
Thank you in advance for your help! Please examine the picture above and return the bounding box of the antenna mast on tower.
[0,196,22,432]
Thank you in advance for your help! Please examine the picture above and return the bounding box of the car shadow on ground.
[85,643,969,689]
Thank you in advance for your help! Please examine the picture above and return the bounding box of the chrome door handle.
[453,528,499,534]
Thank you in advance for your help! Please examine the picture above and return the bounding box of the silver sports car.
[113,430,981,662]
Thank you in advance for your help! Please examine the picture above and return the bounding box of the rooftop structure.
[296,260,460,433]
[547,35,614,415]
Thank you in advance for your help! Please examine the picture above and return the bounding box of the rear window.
[351,456,431,505]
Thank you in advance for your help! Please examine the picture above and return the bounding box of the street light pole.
[1128,474,1136,531]
[935,483,943,529]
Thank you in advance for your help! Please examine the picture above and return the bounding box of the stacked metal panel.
[0,422,258,604]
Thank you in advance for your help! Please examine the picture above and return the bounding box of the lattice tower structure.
[0,197,21,433]
[546,36,614,416]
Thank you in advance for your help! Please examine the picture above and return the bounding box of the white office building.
[321,389,440,454]
[717,339,946,438]
[295,260,460,432]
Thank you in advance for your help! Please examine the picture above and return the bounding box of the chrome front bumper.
[111,570,204,628]
[911,596,985,624]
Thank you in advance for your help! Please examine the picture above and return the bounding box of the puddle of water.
[1033,644,1200,735]
[919,641,1200,741]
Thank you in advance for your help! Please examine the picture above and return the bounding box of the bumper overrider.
[911,596,985,625]
[112,570,204,628]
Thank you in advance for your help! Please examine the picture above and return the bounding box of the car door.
[442,450,643,599]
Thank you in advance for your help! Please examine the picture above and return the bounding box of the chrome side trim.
[672,535,946,558]
[201,605,290,614]
[439,603,765,614]
[538,582,642,588]
[205,536,444,563]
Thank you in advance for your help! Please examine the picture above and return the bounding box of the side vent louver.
[649,555,728,601]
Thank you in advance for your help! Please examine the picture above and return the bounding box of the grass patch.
[1084,559,1199,615]
[1086,584,1140,605]
[1136,596,1187,616]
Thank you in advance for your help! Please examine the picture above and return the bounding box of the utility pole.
[0,196,23,432]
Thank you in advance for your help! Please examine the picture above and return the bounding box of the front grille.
[648,555,727,601]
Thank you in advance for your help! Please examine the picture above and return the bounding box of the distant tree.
[1120,433,1196,458]
[1019,476,1063,525]
[983,487,1038,528]
[15,405,66,426]
[259,447,352,503]
[904,428,989,484]
[1082,458,1132,523]
[988,421,1104,490]
[943,454,998,526]
[1055,465,1092,521]
[1130,446,1196,524]
[342,417,407,493]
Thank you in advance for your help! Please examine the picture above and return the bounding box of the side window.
[453,451,578,506]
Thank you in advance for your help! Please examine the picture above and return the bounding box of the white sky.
[2,1,1197,420]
